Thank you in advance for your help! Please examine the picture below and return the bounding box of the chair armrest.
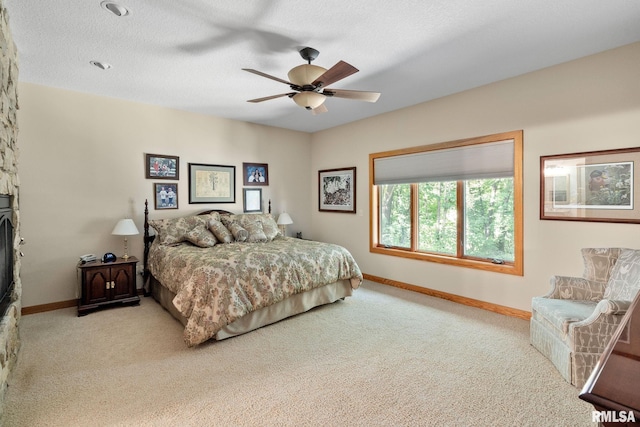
[571,299,630,332]
[569,299,630,352]
[544,275,606,300]
[593,299,632,315]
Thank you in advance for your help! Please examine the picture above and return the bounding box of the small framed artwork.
[243,163,269,186]
[318,167,356,213]
[541,147,639,223]
[188,163,236,204]
[145,153,179,180]
[153,183,178,210]
[243,188,262,213]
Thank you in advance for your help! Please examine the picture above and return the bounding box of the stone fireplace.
[0,2,21,415]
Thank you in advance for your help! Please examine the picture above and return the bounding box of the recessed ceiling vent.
[100,1,130,17]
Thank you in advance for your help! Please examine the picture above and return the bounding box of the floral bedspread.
[148,236,362,346]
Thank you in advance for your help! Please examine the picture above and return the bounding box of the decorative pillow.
[149,215,211,245]
[237,217,268,243]
[231,213,280,241]
[582,248,625,283]
[208,219,233,244]
[603,249,640,301]
[260,214,280,241]
[222,217,249,242]
[199,211,221,223]
[184,226,217,248]
[246,222,268,243]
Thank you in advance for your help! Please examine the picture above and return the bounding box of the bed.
[142,200,362,346]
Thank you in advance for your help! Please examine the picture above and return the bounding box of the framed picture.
[243,188,262,213]
[153,183,178,210]
[318,167,356,213]
[541,147,639,223]
[145,153,179,179]
[243,162,269,186]
[188,163,235,204]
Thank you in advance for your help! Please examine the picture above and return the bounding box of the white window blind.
[373,139,514,185]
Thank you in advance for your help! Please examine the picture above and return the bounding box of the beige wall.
[310,42,640,312]
[17,84,311,307]
[16,42,640,313]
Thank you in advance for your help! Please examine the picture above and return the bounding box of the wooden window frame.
[369,131,523,276]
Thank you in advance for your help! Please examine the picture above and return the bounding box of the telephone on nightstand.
[79,254,97,264]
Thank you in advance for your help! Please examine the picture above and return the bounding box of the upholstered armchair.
[530,248,640,388]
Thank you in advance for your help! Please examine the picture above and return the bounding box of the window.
[370,131,523,275]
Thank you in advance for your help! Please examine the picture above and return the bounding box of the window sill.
[370,246,523,276]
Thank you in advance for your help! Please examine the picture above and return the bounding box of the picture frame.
[145,153,179,180]
[243,162,269,186]
[318,167,356,213]
[153,183,178,210]
[540,147,639,223]
[188,163,235,204]
[243,188,262,213]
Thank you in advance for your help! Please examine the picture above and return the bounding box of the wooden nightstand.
[77,256,140,316]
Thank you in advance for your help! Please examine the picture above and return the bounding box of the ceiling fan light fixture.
[244,48,379,114]
[287,64,326,86]
[292,92,326,110]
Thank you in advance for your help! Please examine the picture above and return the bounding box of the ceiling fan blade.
[311,104,328,115]
[247,93,295,103]
[323,89,381,103]
[242,68,292,85]
[311,60,358,88]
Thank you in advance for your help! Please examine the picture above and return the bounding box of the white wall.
[17,84,311,307]
[310,42,640,312]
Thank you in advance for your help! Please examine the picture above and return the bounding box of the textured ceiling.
[5,0,640,133]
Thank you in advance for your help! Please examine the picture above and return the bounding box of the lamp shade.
[292,92,326,110]
[277,212,293,226]
[111,218,139,236]
[287,64,326,86]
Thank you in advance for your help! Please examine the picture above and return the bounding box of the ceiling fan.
[242,47,381,114]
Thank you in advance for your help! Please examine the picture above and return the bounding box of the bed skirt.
[149,275,353,341]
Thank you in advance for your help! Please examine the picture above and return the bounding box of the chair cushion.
[604,249,640,301]
[582,248,624,283]
[531,297,598,334]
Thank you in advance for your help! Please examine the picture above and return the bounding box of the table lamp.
[276,212,293,236]
[111,218,139,259]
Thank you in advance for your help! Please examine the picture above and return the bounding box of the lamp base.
[122,237,129,260]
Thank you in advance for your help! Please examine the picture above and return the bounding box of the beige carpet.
[2,281,594,426]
